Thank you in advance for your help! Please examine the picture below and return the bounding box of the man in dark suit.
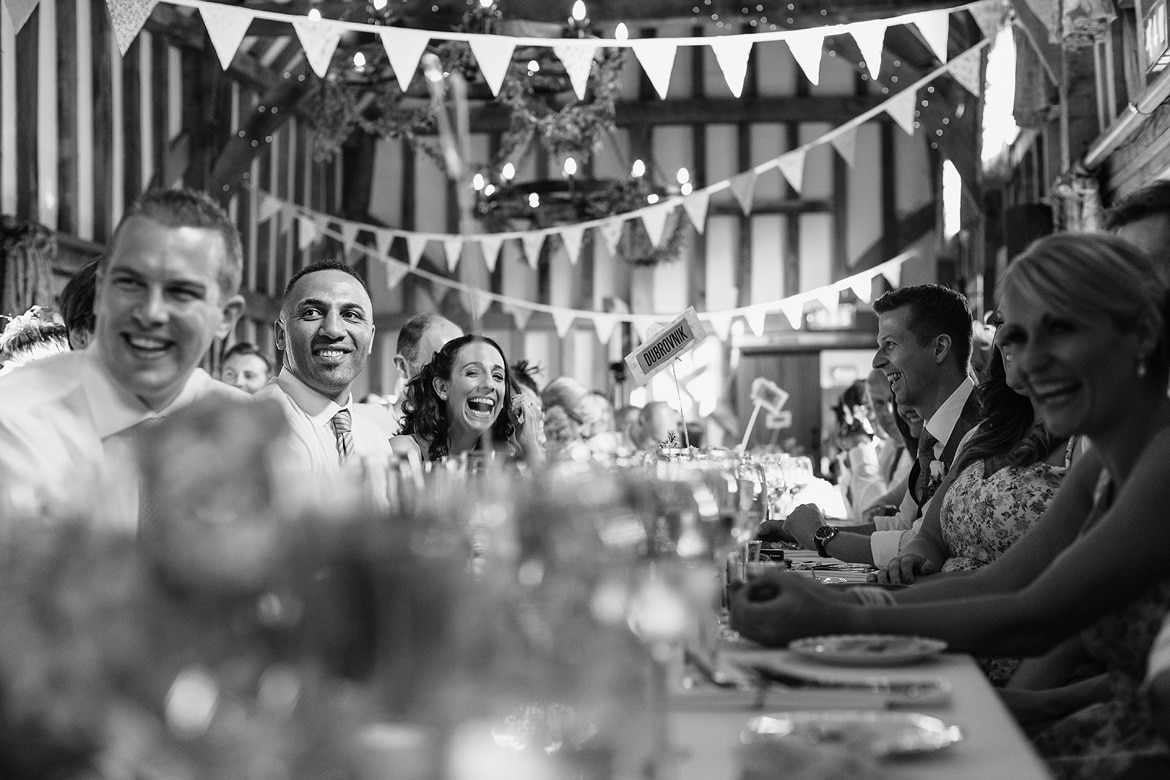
[780,284,978,566]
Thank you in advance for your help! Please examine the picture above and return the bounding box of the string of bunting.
[2,0,1005,100]
[254,185,912,344]
[250,33,989,285]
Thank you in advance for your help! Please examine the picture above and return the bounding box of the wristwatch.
[813,525,840,558]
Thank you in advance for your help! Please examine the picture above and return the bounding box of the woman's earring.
[438,391,448,400]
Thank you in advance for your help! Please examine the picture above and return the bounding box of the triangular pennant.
[598,219,624,256]
[551,309,576,339]
[199,2,254,71]
[442,236,463,273]
[292,18,343,79]
[106,0,160,56]
[829,127,858,168]
[4,0,39,33]
[406,235,428,268]
[592,315,619,345]
[880,259,903,288]
[340,221,359,253]
[521,233,545,269]
[462,289,492,321]
[706,312,733,342]
[849,19,889,80]
[468,36,515,97]
[379,27,431,92]
[969,1,1003,40]
[641,205,671,247]
[631,39,678,100]
[744,307,767,338]
[681,190,710,233]
[908,10,950,63]
[478,235,503,273]
[815,286,840,315]
[709,37,753,98]
[849,273,875,303]
[375,228,394,258]
[884,88,918,136]
[632,320,656,343]
[559,225,585,265]
[949,46,983,96]
[297,215,320,251]
[258,194,282,224]
[784,27,825,86]
[506,304,533,332]
[728,171,758,215]
[777,148,807,194]
[552,42,598,102]
[778,298,805,330]
[384,260,410,290]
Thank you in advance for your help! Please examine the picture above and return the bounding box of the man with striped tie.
[257,260,391,486]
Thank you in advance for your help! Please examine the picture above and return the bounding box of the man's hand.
[729,570,838,646]
[875,552,938,585]
[782,503,827,551]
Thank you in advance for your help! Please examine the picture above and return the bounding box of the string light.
[528,193,540,208]
[307,8,321,21]
[501,163,515,181]
[563,157,578,177]
[631,159,646,178]
[614,23,628,41]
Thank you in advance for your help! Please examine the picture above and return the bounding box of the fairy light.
[614,22,629,41]
[528,193,540,208]
[352,51,366,69]
[307,8,321,21]
[563,157,578,177]
[676,167,690,185]
[472,173,486,191]
[631,159,646,178]
[571,1,587,22]
[501,162,515,181]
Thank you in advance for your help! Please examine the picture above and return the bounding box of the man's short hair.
[872,284,973,370]
[396,312,457,365]
[1104,181,1170,230]
[222,341,273,375]
[59,256,100,343]
[107,188,244,298]
[281,259,368,305]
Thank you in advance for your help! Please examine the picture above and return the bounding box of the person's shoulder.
[353,402,400,437]
[388,433,423,458]
[0,351,86,416]
[189,368,252,403]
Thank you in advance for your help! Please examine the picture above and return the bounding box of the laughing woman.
[390,334,543,463]
[731,233,1170,778]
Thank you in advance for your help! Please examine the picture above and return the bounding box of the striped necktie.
[331,408,354,465]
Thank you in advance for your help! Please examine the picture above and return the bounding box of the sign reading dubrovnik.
[624,307,707,386]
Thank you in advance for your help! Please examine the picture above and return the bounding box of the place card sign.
[1146,0,1170,73]
[624,307,706,386]
[751,378,789,416]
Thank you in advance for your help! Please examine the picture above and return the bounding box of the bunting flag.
[4,0,39,33]
[506,304,533,332]
[744,307,767,338]
[784,27,825,86]
[909,10,951,63]
[632,320,656,343]
[884,87,918,135]
[849,274,874,303]
[296,215,319,250]
[464,289,492,320]
[632,39,678,99]
[681,190,711,233]
[375,228,393,258]
[598,219,624,256]
[778,298,805,330]
[292,17,343,78]
[879,259,902,287]
[106,0,160,56]
[641,205,671,247]
[479,235,503,273]
[468,36,516,97]
[442,236,463,273]
[850,18,889,80]
[706,312,733,342]
[777,148,807,194]
[521,233,545,270]
[949,46,983,96]
[199,2,253,70]
[379,27,431,92]
[406,234,428,268]
[552,42,598,102]
[551,310,576,339]
[830,126,858,167]
[814,287,840,316]
[258,194,282,224]
[710,37,753,98]
[969,1,1004,39]
[592,314,619,345]
[559,225,585,265]
[728,171,758,215]
[384,260,410,290]
[339,221,359,253]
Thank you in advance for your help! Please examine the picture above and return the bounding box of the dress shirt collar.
[275,369,353,428]
[923,376,975,457]
[82,346,214,439]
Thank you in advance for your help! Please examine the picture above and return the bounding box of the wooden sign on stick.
[624,307,707,386]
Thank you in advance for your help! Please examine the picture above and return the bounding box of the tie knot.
[331,408,352,435]
[918,430,937,458]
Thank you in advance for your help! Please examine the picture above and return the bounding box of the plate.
[788,634,947,666]
[744,710,963,757]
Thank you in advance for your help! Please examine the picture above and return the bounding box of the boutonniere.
[928,459,946,485]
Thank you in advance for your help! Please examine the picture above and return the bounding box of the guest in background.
[257,260,390,481]
[630,401,683,452]
[541,376,604,459]
[58,255,100,350]
[0,306,69,376]
[392,313,463,427]
[863,367,914,506]
[220,341,272,394]
[732,233,1170,779]
[392,334,541,463]
[1105,179,1170,277]
[829,379,880,519]
[0,188,248,523]
[511,360,546,454]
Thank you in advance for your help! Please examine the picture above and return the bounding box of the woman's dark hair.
[511,360,541,395]
[950,347,1058,477]
[400,334,516,461]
